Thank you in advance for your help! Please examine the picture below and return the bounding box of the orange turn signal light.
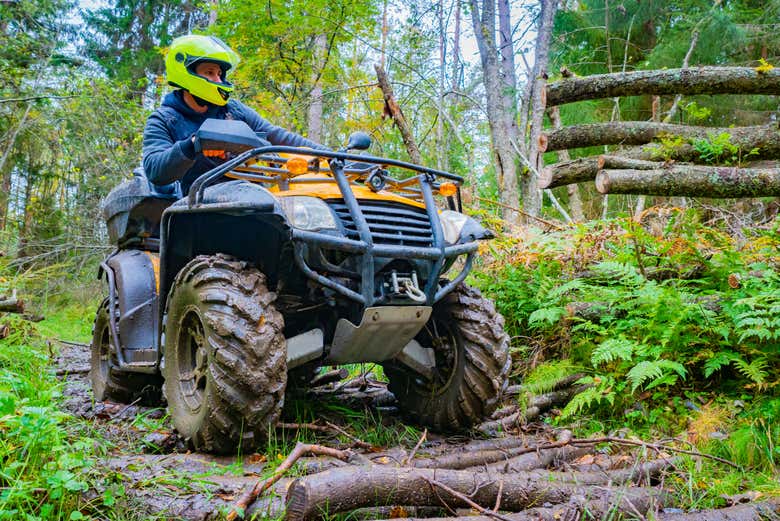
[286,157,309,175]
[203,149,226,159]
[439,182,457,197]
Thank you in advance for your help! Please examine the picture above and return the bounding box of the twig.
[276,422,333,434]
[569,437,741,469]
[110,397,141,421]
[493,479,504,512]
[474,195,563,230]
[55,366,90,376]
[422,477,514,521]
[324,421,373,450]
[227,442,353,520]
[403,428,427,465]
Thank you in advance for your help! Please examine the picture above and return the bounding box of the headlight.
[439,210,470,244]
[439,210,494,244]
[279,196,337,231]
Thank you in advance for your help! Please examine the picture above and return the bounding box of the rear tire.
[90,298,161,404]
[383,284,510,431]
[162,254,286,454]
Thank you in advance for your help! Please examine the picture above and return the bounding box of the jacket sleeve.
[141,111,198,185]
[234,101,328,150]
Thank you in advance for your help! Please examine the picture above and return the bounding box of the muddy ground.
[54,340,778,521]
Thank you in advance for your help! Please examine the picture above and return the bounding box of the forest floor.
[52,338,779,521]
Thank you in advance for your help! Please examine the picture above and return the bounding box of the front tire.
[162,254,286,454]
[383,284,510,431]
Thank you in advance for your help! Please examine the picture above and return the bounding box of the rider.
[142,34,326,192]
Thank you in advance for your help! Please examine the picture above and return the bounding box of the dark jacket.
[142,90,323,191]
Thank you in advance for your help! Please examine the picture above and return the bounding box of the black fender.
[105,249,160,367]
[158,180,291,320]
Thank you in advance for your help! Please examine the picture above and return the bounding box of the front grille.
[327,199,434,247]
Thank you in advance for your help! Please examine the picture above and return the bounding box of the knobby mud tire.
[90,298,161,404]
[162,254,286,454]
[384,283,510,431]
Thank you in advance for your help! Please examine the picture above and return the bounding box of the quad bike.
[92,119,510,453]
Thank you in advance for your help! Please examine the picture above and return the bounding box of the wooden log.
[542,122,780,153]
[595,166,780,197]
[0,298,24,313]
[309,368,349,388]
[371,487,668,521]
[546,67,780,106]
[656,500,780,520]
[283,464,670,521]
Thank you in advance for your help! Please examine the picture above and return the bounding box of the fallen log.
[372,487,669,521]
[503,373,585,398]
[656,500,780,520]
[309,368,349,388]
[283,463,673,521]
[546,67,780,106]
[479,387,583,432]
[595,166,780,197]
[542,122,780,153]
[0,298,24,314]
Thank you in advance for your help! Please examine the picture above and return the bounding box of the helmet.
[165,35,241,106]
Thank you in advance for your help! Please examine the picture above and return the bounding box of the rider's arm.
[142,112,198,185]
[233,101,328,150]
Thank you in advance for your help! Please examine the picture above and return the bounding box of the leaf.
[627,360,686,393]
[528,307,567,328]
[591,337,637,365]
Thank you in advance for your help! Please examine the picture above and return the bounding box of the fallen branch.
[541,122,779,153]
[657,500,780,520]
[570,437,740,469]
[546,67,780,106]
[228,443,353,520]
[375,64,422,164]
[310,368,349,388]
[0,298,24,314]
[423,477,514,521]
[595,165,780,197]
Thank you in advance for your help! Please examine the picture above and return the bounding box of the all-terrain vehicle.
[93,120,510,453]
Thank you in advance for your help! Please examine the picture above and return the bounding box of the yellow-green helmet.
[165,35,241,106]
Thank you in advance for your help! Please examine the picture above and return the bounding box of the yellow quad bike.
[94,119,510,454]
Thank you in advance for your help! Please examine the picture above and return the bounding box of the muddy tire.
[383,284,510,431]
[162,254,286,454]
[90,298,161,404]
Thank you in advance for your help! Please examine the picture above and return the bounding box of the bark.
[542,122,780,153]
[524,0,557,217]
[0,298,25,313]
[656,500,780,521]
[371,487,668,521]
[596,166,780,198]
[547,106,584,220]
[469,0,521,227]
[374,64,423,165]
[306,33,327,143]
[546,67,780,106]
[283,463,670,521]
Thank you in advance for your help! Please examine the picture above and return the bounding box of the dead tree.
[546,67,780,106]
[596,165,780,197]
[374,65,423,165]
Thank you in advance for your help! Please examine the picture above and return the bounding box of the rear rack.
[185,147,474,307]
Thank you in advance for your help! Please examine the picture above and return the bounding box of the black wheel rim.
[176,308,208,412]
[416,315,460,395]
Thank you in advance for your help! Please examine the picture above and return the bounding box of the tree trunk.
[596,165,780,197]
[469,0,521,227]
[542,122,780,153]
[306,34,327,143]
[656,501,780,521]
[546,67,780,106]
[547,106,584,220]
[284,464,669,521]
[374,64,423,165]
[0,103,32,231]
[524,0,557,217]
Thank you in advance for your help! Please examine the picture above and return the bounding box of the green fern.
[559,376,616,419]
[732,357,769,386]
[626,360,686,393]
[591,337,637,365]
[703,350,741,378]
[528,307,567,328]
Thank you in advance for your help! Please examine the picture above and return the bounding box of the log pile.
[540,66,780,199]
[217,373,771,521]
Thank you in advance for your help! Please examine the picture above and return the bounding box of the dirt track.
[54,340,779,521]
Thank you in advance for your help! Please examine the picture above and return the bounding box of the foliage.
[692,132,759,165]
[475,210,780,439]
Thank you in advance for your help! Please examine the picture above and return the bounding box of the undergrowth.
[474,208,780,501]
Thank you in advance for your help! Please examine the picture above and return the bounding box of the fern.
[732,357,769,386]
[528,307,567,328]
[626,360,686,393]
[559,376,616,419]
[703,350,741,378]
[591,337,637,365]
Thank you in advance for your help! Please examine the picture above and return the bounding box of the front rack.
[186,147,474,306]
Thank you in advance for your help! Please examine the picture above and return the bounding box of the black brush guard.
[187,147,478,307]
